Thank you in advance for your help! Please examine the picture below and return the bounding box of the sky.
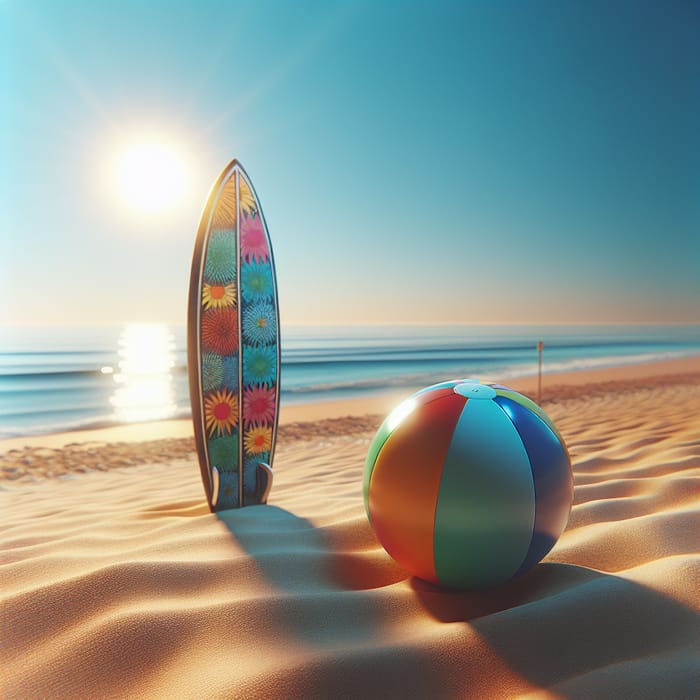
[1,0,698,327]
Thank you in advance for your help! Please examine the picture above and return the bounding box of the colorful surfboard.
[187,159,280,511]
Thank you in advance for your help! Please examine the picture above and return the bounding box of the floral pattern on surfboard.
[195,164,279,509]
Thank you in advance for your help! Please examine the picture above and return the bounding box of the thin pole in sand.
[537,341,544,404]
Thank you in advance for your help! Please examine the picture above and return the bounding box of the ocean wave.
[1,325,698,438]
[281,350,698,397]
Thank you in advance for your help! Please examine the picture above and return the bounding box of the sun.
[115,142,187,213]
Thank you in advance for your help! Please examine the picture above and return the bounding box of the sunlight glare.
[386,398,417,432]
[110,324,177,423]
[115,142,187,213]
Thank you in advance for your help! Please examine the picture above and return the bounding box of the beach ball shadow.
[410,561,597,622]
[412,561,700,697]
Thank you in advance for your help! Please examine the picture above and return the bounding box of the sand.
[2,356,700,698]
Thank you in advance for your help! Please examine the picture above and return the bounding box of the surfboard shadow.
[215,505,447,697]
[216,505,334,593]
[216,504,403,592]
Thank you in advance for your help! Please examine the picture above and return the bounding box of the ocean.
[1,324,699,438]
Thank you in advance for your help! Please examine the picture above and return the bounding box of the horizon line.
[2,320,699,329]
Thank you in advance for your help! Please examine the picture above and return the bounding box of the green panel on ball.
[433,398,535,588]
[363,414,396,517]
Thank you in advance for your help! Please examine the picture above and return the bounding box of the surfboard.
[187,159,280,511]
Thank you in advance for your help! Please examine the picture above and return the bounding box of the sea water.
[1,324,699,438]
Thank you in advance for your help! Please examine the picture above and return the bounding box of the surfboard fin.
[212,464,270,509]
[210,466,221,508]
[256,463,273,504]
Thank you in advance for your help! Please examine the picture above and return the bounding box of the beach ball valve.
[363,379,573,589]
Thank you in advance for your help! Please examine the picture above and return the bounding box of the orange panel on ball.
[369,393,467,582]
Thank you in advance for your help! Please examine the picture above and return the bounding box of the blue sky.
[2,0,698,326]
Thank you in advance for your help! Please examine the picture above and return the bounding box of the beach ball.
[363,379,573,589]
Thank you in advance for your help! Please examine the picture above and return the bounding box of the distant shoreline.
[3,323,698,439]
[2,353,698,459]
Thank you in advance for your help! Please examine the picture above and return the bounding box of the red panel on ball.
[369,392,466,582]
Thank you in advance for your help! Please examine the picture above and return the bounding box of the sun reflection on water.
[110,324,177,423]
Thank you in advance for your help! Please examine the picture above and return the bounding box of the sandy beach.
[2,356,700,698]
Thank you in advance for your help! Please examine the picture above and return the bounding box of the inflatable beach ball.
[363,379,573,589]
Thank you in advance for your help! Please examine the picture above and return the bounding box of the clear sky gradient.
[2,0,698,326]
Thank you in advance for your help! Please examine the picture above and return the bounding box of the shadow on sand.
[217,505,700,697]
[412,562,700,697]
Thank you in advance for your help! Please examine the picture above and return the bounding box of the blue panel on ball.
[494,396,573,575]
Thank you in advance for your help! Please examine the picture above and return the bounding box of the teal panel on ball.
[433,399,535,588]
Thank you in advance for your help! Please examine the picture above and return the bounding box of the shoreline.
[1,354,698,453]
[1,355,699,482]
[2,354,699,454]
